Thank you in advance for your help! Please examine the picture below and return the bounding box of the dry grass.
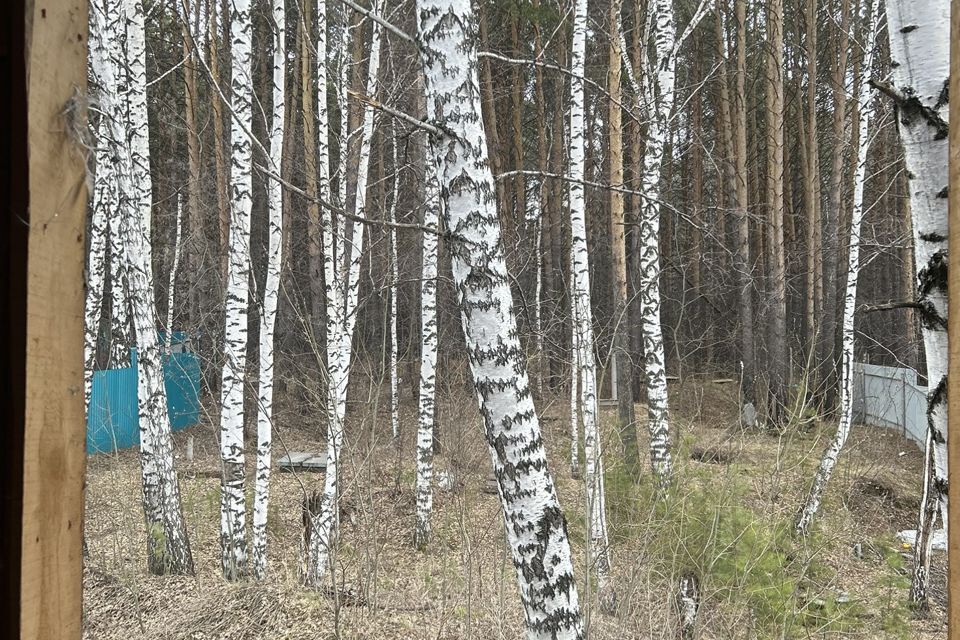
[83,380,947,639]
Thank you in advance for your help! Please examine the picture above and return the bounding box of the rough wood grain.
[21,1,87,637]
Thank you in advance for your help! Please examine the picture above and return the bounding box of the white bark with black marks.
[795,0,880,536]
[414,129,441,550]
[883,0,950,607]
[568,0,611,600]
[251,0,285,580]
[85,0,115,407]
[306,0,384,585]
[416,2,584,637]
[637,0,679,488]
[165,194,183,350]
[111,0,194,575]
[219,0,255,580]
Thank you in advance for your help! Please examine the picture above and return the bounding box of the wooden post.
[18,1,88,638]
[948,0,960,635]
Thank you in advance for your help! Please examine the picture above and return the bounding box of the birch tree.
[251,0,285,580]
[219,0,255,580]
[85,0,115,408]
[165,194,183,349]
[389,126,400,441]
[304,2,384,585]
[880,0,950,607]
[416,2,583,636]
[414,127,441,551]
[621,0,711,487]
[795,0,881,536]
[112,0,195,575]
[568,0,612,600]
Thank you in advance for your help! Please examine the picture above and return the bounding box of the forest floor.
[82,379,947,639]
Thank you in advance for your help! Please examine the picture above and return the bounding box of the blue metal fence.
[86,333,202,454]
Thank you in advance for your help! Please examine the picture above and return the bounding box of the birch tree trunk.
[795,0,880,536]
[109,212,131,368]
[389,125,400,441]
[569,0,612,600]
[165,195,183,348]
[219,0,255,580]
[85,0,115,407]
[414,126,440,551]
[105,0,195,575]
[635,0,679,487]
[251,0,285,580]
[882,0,951,607]
[305,1,383,585]
[416,2,584,636]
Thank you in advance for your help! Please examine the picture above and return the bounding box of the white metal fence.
[852,362,927,448]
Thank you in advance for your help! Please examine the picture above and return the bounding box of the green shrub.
[604,462,865,637]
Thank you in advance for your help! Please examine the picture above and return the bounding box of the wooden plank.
[20,1,88,639]
[948,1,960,636]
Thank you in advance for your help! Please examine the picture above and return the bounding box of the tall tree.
[305,1,384,585]
[416,1,584,636]
[414,113,440,551]
[251,0,285,580]
[569,0,613,601]
[219,0,255,580]
[609,0,640,480]
[85,0,115,408]
[881,0,950,608]
[795,0,880,535]
[116,0,195,575]
[620,0,711,486]
[817,0,852,411]
[764,0,789,428]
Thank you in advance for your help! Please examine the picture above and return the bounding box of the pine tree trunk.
[731,0,757,416]
[179,1,203,334]
[882,0,951,608]
[764,0,789,429]
[803,0,823,372]
[416,2,584,636]
[818,0,851,411]
[209,0,230,281]
[795,0,880,535]
[609,0,639,481]
[219,0,255,580]
[251,0,285,580]
[301,0,324,344]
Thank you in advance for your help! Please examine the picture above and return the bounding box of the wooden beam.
[949,0,960,636]
[20,1,88,638]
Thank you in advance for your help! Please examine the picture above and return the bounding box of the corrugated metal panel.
[86,343,202,454]
[853,362,927,449]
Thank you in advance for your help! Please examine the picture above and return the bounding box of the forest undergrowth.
[82,380,946,639]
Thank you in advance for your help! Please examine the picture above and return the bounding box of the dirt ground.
[82,380,947,639]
